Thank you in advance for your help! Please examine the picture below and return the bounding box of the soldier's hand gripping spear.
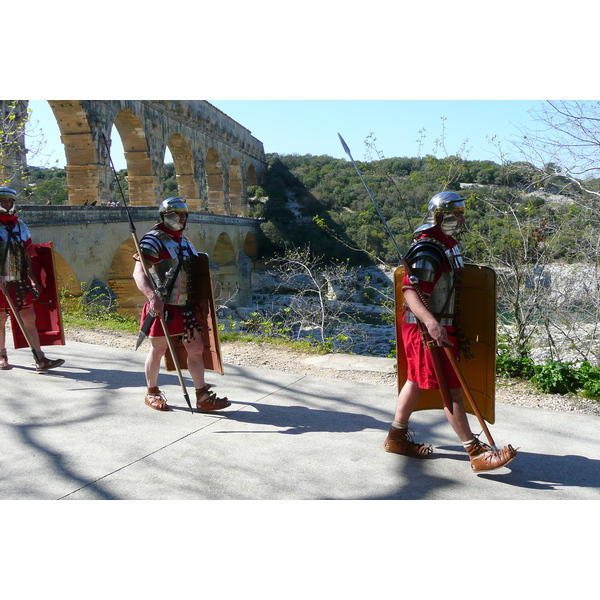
[338,133,501,456]
[101,133,194,415]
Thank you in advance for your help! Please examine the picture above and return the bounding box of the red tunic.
[0,216,36,310]
[401,228,461,390]
[135,224,192,338]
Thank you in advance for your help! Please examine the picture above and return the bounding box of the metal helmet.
[415,191,466,236]
[0,187,17,215]
[159,197,188,231]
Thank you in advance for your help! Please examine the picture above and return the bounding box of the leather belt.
[404,309,454,327]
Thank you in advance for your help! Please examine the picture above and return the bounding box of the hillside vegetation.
[22,150,600,392]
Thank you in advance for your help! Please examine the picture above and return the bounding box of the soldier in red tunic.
[383,192,517,472]
[133,197,230,413]
[0,187,64,371]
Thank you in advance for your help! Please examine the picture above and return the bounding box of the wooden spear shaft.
[338,133,501,452]
[101,133,194,414]
[1,283,42,366]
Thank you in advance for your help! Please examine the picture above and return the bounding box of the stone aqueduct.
[4,100,268,310]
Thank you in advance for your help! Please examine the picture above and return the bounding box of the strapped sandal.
[145,386,170,411]
[383,426,433,458]
[196,384,231,412]
[466,435,518,473]
[35,357,65,371]
[0,349,9,370]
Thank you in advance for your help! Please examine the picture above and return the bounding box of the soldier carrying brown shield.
[384,192,517,473]
[0,187,65,371]
[132,197,230,413]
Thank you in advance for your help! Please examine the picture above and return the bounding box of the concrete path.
[1,341,598,500]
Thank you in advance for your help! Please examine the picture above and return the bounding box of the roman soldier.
[132,197,230,413]
[384,191,517,473]
[0,187,65,371]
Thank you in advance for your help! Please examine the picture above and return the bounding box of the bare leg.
[394,379,422,424]
[0,305,44,356]
[18,306,44,356]
[384,379,432,457]
[146,336,168,387]
[186,333,230,412]
[0,309,7,351]
[143,336,170,411]
[147,334,205,388]
[183,334,206,389]
[0,310,7,368]
[443,388,475,443]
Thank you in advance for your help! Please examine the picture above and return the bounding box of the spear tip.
[337,133,352,158]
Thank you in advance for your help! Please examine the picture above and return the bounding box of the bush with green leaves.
[496,341,535,379]
[531,360,580,395]
[528,358,600,399]
[576,361,600,399]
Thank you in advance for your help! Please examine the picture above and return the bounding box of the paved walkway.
[1,341,598,500]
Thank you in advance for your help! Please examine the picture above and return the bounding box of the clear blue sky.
[25,99,544,171]
[15,4,596,174]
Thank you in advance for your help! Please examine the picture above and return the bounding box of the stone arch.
[113,109,157,207]
[53,250,80,296]
[242,231,258,260]
[48,101,99,206]
[213,232,236,266]
[107,238,145,315]
[206,147,225,215]
[229,158,244,216]
[212,232,237,305]
[247,164,258,186]
[167,132,200,210]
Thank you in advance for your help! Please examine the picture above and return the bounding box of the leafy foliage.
[1,100,30,189]
[60,284,139,333]
[531,360,581,395]
[496,340,535,379]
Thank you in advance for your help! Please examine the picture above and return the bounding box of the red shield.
[11,242,65,349]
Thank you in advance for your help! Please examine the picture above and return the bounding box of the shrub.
[577,362,600,399]
[496,341,535,379]
[531,360,580,395]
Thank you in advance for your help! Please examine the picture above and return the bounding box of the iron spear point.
[338,133,352,158]
[338,133,404,260]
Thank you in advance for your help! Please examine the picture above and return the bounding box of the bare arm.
[404,287,453,347]
[133,260,164,317]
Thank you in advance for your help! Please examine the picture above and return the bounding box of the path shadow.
[429,443,600,491]
[222,401,389,434]
[475,450,600,491]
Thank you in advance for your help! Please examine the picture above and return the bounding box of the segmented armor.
[0,219,40,310]
[0,220,30,282]
[403,236,464,326]
[139,229,199,306]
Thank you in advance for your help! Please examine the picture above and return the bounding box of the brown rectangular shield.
[394,264,497,424]
[11,242,65,349]
[164,252,224,375]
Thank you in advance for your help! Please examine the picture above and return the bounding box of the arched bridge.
[3,100,269,310]
[28,100,268,213]
[22,205,261,310]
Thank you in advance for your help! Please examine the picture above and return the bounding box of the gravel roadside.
[64,325,600,417]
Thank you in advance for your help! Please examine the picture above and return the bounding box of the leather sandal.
[383,426,433,458]
[466,436,518,473]
[35,357,65,371]
[196,384,231,412]
[145,386,169,411]
[0,349,9,370]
